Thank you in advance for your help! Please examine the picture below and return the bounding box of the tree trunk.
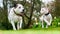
[26,0,34,28]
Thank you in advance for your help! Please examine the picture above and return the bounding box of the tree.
[55,0,60,17]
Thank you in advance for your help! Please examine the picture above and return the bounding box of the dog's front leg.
[39,15,44,28]
[17,22,20,30]
[44,18,51,26]
[19,17,23,29]
[42,20,44,28]
[46,24,48,28]
[11,21,16,30]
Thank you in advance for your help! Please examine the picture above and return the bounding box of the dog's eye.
[19,7,21,8]
[42,9,44,11]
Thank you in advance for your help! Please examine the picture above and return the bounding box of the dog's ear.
[13,3,17,8]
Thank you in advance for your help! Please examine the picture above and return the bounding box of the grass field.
[0,28,60,34]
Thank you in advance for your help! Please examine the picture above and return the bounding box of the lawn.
[0,28,60,34]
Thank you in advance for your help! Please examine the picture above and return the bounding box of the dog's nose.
[23,9,24,11]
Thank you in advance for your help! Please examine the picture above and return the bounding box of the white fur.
[39,7,52,28]
[40,0,54,28]
[8,4,24,30]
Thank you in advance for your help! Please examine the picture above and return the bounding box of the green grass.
[0,28,60,34]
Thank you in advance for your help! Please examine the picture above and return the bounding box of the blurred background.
[0,0,60,30]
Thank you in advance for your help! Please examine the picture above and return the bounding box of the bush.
[52,17,60,27]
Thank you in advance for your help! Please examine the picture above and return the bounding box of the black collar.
[45,13,49,16]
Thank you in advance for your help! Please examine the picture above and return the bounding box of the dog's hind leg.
[11,21,16,30]
[50,15,52,25]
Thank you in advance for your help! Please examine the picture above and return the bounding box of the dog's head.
[40,7,49,14]
[13,4,24,14]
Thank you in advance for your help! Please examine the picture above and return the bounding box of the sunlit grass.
[0,27,60,34]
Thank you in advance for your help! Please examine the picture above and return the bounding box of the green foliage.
[0,0,60,30]
[52,17,60,27]
[32,22,41,29]
[32,17,60,29]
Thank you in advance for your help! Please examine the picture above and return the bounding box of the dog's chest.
[9,10,22,22]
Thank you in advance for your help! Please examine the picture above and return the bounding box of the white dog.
[8,4,24,30]
[39,7,52,28]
